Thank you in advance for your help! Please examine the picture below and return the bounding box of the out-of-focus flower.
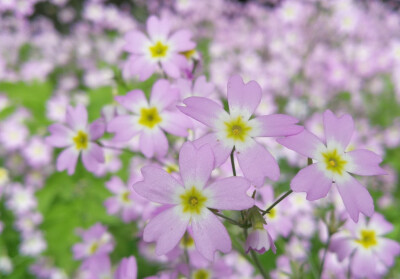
[108,79,191,158]
[115,256,137,279]
[0,255,13,275]
[123,15,195,80]
[23,137,53,168]
[46,105,105,175]
[20,231,47,256]
[245,207,276,254]
[330,213,400,278]
[278,110,386,222]
[179,75,303,186]
[133,142,254,260]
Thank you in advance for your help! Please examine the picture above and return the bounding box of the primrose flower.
[178,75,303,186]
[329,213,400,278]
[108,79,191,158]
[115,256,137,279]
[123,15,196,81]
[46,105,105,175]
[277,110,386,222]
[132,142,254,261]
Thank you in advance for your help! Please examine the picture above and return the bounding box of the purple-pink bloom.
[123,15,195,81]
[132,142,254,261]
[245,227,276,254]
[46,105,105,175]
[115,256,137,279]
[178,75,303,186]
[107,79,191,158]
[329,213,400,278]
[277,110,386,222]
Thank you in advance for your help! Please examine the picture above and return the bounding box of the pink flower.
[277,110,386,222]
[123,15,195,81]
[329,213,400,278]
[132,142,254,261]
[245,227,276,254]
[178,75,303,186]
[46,105,105,175]
[115,256,137,279]
[107,79,191,158]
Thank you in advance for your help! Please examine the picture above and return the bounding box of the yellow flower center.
[322,149,347,175]
[121,191,130,203]
[180,49,196,60]
[268,208,277,219]
[165,164,179,174]
[73,130,89,150]
[355,229,378,249]
[193,269,210,279]
[224,116,252,142]
[149,41,169,59]
[180,187,207,215]
[138,107,162,129]
[89,242,99,254]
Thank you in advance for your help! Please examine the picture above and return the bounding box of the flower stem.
[211,211,248,228]
[244,228,270,279]
[230,147,236,176]
[261,189,293,216]
[319,233,332,277]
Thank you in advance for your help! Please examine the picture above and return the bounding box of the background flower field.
[0,0,400,278]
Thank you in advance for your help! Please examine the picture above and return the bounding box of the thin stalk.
[212,211,246,228]
[230,147,236,176]
[262,190,293,216]
[319,234,332,277]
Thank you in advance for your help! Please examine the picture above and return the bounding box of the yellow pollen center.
[89,242,99,254]
[193,269,210,279]
[355,229,378,249]
[322,149,347,175]
[121,191,130,203]
[73,131,89,150]
[180,187,207,215]
[225,116,252,142]
[149,41,169,59]
[138,107,162,128]
[268,208,277,219]
[165,164,179,173]
[180,49,196,60]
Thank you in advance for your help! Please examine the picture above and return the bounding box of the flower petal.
[160,111,190,137]
[115,90,148,115]
[66,105,88,131]
[205,177,253,210]
[329,236,353,261]
[150,79,179,111]
[375,238,400,266]
[139,128,168,158]
[146,16,170,41]
[179,142,214,189]
[169,29,195,52]
[143,207,190,256]
[290,163,333,201]
[335,173,374,222]
[193,133,231,167]
[178,96,227,128]
[253,114,303,137]
[346,149,386,176]
[367,213,393,236]
[351,249,376,277]
[191,210,231,261]
[236,140,280,187]
[323,110,354,150]
[133,166,184,204]
[89,118,106,140]
[108,115,141,142]
[46,124,73,147]
[123,31,149,54]
[277,130,325,159]
[56,147,79,175]
[82,144,104,173]
[227,75,262,119]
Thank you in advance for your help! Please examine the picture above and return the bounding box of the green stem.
[319,233,332,277]
[211,211,248,228]
[230,147,236,176]
[261,190,293,216]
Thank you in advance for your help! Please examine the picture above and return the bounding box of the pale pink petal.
[82,144,103,173]
[352,249,376,277]
[89,118,105,140]
[179,142,214,188]
[329,236,353,261]
[114,90,148,114]
[125,56,156,81]
[193,75,214,97]
[106,176,125,194]
[346,149,386,176]
[206,177,254,210]
[146,16,170,40]
[193,133,231,167]
[161,58,181,79]
[227,75,261,119]
[236,140,279,187]
[368,213,393,236]
[133,166,183,204]
[336,173,374,222]
[150,79,179,111]
[123,31,150,54]
[253,114,303,137]
[47,124,73,147]
[169,30,195,51]
[191,210,231,261]
[277,130,325,159]
[160,111,191,137]
[290,163,333,200]
[323,110,354,150]
[104,198,120,214]
[143,207,189,255]
[108,115,141,142]
[66,105,87,130]
[139,128,168,158]
[56,147,79,175]
[375,238,400,266]
[178,97,227,128]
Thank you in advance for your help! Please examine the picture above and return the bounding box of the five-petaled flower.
[107,79,191,158]
[277,110,387,222]
[46,105,105,175]
[132,142,254,261]
[123,15,196,81]
[178,75,303,187]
